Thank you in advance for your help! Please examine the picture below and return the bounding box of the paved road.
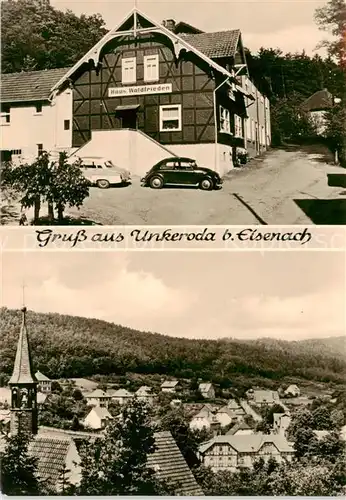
[66,146,345,225]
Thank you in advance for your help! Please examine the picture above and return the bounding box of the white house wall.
[0,89,72,161]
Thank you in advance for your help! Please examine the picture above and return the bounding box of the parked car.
[70,156,131,189]
[141,157,222,190]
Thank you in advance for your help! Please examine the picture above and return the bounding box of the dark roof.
[8,308,37,385]
[174,21,204,34]
[0,67,71,103]
[180,30,240,59]
[149,431,203,495]
[28,436,71,491]
[226,421,252,435]
[301,89,334,112]
[199,434,294,454]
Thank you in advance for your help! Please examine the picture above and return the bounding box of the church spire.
[9,307,38,435]
[9,307,37,385]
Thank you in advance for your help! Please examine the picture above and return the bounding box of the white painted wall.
[73,129,176,177]
[215,411,233,427]
[170,143,233,177]
[0,89,73,161]
[190,416,212,430]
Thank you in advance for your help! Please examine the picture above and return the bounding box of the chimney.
[162,19,176,31]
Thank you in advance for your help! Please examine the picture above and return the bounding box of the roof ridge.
[1,66,72,77]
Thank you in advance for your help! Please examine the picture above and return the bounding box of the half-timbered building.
[49,7,269,176]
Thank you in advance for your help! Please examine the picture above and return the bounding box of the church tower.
[8,307,38,435]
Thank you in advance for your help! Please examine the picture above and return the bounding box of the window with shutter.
[144,55,159,82]
[122,57,136,84]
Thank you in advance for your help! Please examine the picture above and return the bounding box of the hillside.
[0,308,345,387]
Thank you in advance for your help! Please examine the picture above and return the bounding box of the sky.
[51,0,333,56]
[1,250,344,341]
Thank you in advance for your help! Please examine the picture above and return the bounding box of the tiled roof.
[149,431,204,495]
[35,371,51,382]
[301,89,333,112]
[0,67,71,103]
[136,385,152,395]
[180,30,240,59]
[226,421,252,435]
[217,406,235,418]
[199,433,294,454]
[8,308,37,385]
[228,399,241,410]
[39,426,103,440]
[161,380,179,388]
[111,388,133,397]
[85,389,111,398]
[253,390,280,404]
[28,436,71,491]
[88,406,113,419]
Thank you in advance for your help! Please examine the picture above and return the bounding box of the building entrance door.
[115,105,140,130]
[121,110,137,129]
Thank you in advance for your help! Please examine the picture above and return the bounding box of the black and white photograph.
[0,250,345,495]
[1,0,345,226]
[0,0,345,497]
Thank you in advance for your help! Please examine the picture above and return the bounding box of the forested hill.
[0,308,344,386]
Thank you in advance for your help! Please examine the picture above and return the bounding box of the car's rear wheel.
[199,177,213,190]
[149,176,164,189]
[97,179,110,189]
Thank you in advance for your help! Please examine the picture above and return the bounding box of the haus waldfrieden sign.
[108,84,173,97]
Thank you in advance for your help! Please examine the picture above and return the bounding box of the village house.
[84,406,113,430]
[198,382,215,399]
[1,7,270,174]
[301,88,334,136]
[109,388,134,405]
[189,405,220,433]
[227,399,246,415]
[35,371,52,393]
[84,389,112,408]
[284,384,300,398]
[199,433,294,472]
[135,385,155,404]
[216,405,241,427]
[248,390,280,406]
[161,380,180,393]
[0,68,73,163]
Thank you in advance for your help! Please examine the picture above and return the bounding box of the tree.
[78,399,171,495]
[0,429,41,495]
[315,0,346,69]
[270,93,318,145]
[312,405,333,429]
[315,0,346,164]
[160,407,201,469]
[2,152,90,223]
[1,0,107,73]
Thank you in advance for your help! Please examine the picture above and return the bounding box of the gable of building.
[50,7,244,96]
[301,89,333,112]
